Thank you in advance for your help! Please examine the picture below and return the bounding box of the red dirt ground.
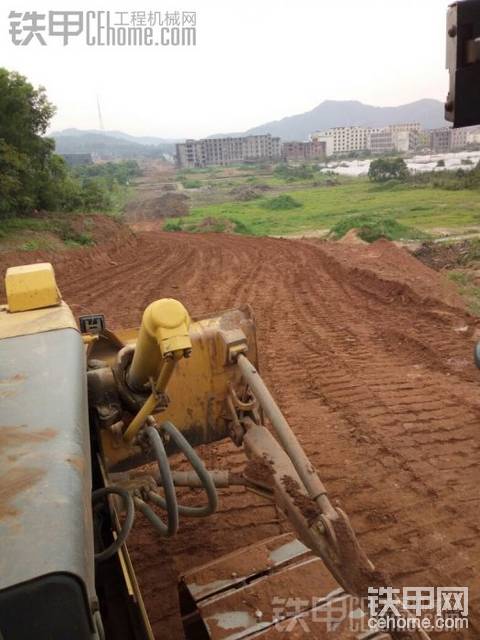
[2,231,479,639]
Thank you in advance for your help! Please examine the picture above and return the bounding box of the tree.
[0,68,57,214]
[0,140,33,215]
[368,157,409,183]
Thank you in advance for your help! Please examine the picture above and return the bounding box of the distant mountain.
[51,99,447,157]
[51,129,177,159]
[107,132,180,145]
[210,99,446,141]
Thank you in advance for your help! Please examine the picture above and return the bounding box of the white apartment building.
[311,126,373,156]
[387,122,421,134]
[466,129,480,145]
[453,125,480,148]
[312,123,421,157]
[369,127,419,154]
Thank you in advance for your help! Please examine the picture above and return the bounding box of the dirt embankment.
[0,212,134,258]
[2,231,479,639]
[126,192,190,224]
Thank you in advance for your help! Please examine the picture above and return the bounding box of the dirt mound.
[323,237,464,309]
[0,216,136,301]
[195,217,236,233]
[414,239,480,271]
[125,192,190,221]
[5,231,479,639]
[144,192,190,219]
[70,213,134,244]
[0,213,132,256]
[338,228,367,245]
[229,184,271,201]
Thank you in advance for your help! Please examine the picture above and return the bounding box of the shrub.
[368,157,409,182]
[56,221,93,245]
[260,194,302,210]
[182,179,202,189]
[329,213,427,243]
[274,164,314,181]
[164,219,184,231]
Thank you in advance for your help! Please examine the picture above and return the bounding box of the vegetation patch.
[274,164,315,181]
[260,194,302,211]
[329,214,428,243]
[164,216,250,234]
[447,270,480,315]
[0,212,130,251]
[0,68,138,218]
[185,175,480,237]
[368,157,408,183]
[181,179,202,189]
[408,161,480,191]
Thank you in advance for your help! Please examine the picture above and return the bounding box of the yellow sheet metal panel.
[5,262,61,313]
[95,305,259,470]
[0,302,78,340]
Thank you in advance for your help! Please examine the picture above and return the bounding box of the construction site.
[1,215,478,639]
[2,2,480,639]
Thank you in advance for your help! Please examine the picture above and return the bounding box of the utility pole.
[96,94,105,131]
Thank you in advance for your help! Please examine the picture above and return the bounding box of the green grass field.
[170,177,480,237]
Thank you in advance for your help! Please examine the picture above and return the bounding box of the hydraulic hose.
[143,424,179,536]
[159,420,218,517]
[133,496,176,536]
[92,486,135,562]
[92,420,218,549]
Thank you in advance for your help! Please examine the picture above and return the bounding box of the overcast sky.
[0,0,451,138]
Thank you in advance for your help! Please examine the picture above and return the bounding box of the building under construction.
[176,134,281,168]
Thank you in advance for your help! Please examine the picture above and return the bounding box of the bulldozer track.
[3,230,478,639]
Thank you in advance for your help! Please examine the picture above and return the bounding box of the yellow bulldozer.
[1,2,478,637]
[0,262,430,640]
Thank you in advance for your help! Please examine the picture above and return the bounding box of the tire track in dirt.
[18,230,478,639]
[280,242,480,625]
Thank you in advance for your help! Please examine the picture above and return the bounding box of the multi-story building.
[177,124,477,168]
[312,123,420,157]
[429,128,451,153]
[176,134,281,168]
[368,130,395,154]
[425,126,479,152]
[387,122,421,134]
[392,129,419,152]
[176,139,206,167]
[416,131,432,150]
[451,125,480,149]
[282,140,326,162]
[368,126,419,154]
[311,126,372,156]
[466,128,480,146]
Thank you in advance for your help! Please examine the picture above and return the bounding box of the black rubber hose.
[144,425,179,536]
[92,486,135,562]
[160,420,218,517]
[133,496,176,536]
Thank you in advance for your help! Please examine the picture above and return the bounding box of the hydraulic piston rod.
[236,353,337,518]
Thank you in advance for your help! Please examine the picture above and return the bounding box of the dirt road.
[4,230,478,638]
